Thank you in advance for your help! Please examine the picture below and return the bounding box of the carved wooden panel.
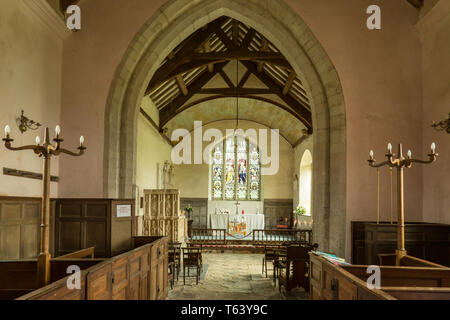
[143,190,185,242]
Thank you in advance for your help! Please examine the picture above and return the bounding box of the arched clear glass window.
[299,150,312,216]
[211,136,261,201]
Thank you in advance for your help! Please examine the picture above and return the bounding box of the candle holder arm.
[56,146,86,157]
[3,139,43,155]
[409,154,438,165]
[368,160,393,168]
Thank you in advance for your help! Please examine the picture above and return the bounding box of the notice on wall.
[117,204,132,218]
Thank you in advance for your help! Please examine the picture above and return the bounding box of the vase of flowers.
[293,205,307,229]
[184,204,193,220]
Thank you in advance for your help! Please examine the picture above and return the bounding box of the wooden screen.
[263,199,294,228]
[0,197,43,260]
[54,199,136,258]
[180,198,208,228]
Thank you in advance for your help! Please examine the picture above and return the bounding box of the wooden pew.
[17,271,88,300]
[0,260,38,300]
[309,252,450,300]
[54,247,95,259]
[17,236,169,300]
[379,253,447,268]
[50,258,105,283]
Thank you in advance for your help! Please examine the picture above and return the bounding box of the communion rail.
[189,228,312,246]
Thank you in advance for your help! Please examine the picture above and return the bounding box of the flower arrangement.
[293,205,307,217]
[184,204,193,213]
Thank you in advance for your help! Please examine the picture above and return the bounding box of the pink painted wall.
[418,0,450,224]
[59,0,426,256]
[59,0,164,197]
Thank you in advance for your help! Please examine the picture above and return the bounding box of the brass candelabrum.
[367,142,438,266]
[2,125,86,287]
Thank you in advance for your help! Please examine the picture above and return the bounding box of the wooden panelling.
[86,262,112,300]
[54,199,136,258]
[13,237,168,301]
[352,221,450,266]
[0,197,42,260]
[180,198,207,228]
[263,199,293,228]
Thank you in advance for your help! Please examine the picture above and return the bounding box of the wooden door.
[111,257,128,300]
[86,263,112,300]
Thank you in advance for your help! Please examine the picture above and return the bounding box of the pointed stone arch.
[103,0,347,256]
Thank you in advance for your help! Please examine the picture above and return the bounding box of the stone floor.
[167,252,309,300]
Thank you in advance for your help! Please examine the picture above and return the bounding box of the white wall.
[136,114,173,215]
[0,0,63,198]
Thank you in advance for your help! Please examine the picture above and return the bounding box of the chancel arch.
[104,0,347,256]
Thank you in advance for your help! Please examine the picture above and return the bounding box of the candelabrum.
[367,142,438,266]
[2,125,86,287]
[431,113,450,133]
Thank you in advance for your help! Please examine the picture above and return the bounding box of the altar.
[210,213,264,237]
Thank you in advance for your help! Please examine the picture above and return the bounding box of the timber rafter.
[147,17,313,132]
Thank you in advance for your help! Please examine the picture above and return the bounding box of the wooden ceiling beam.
[219,70,235,88]
[282,71,297,95]
[146,17,228,94]
[238,70,251,88]
[243,60,312,130]
[214,27,312,129]
[199,88,273,95]
[188,52,286,60]
[147,53,291,94]
[176,75,188,96]
[203,40,214,72]
[159,62,230,128]
[258,38,268,72]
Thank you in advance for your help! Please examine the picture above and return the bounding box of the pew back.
[17,236,168,300]
[0,260,37,299]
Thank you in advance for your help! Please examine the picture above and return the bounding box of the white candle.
[55,125,61,136]
[369,150,374,158]
[431,142,436,153]
[4,125,10,137]
[407,150,412,159]
[80,136,85,145]
[36,136,40,145]
[388,143,392,153]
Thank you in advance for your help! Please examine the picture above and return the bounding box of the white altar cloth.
[210,214,264,234]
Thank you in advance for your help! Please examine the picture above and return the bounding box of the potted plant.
[293,205,307,228]
[184,204,193,220]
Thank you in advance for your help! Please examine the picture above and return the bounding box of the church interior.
[0,0,449,301]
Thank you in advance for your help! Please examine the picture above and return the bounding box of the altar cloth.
[210,213,264,235]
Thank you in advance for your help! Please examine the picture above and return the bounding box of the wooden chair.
[168,261,175,289]
[186,242,203,266]
[169,242,182,282]
[182,247,202,285]
[262,245,281,278]
[278,244,317,292]
[272,247,288,286]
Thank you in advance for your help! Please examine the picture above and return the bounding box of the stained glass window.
[211,136,260,201]
[212,145,223,199]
